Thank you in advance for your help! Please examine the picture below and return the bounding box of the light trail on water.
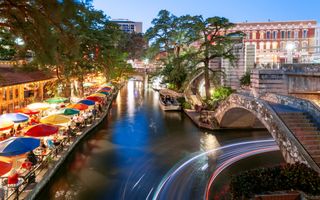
[152,139,279,200]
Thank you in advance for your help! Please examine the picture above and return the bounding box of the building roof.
[235,20,317,26]
[0,67,56,87]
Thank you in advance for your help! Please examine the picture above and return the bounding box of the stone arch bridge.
[214,93,320,173]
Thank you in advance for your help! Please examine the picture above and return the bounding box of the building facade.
[230,20,317,65]
[0,63,56,113]
[314,27,320,63]
[111,19,143,33]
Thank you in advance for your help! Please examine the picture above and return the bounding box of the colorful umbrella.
[63,108,80,116]
[99,88,112,93]
[102,83,113,87]
[0,119,14,131]
[46,97,68,104]
[0,158,12,176]
[40,114,71,126]
[27,102,50,110]
[78,99,95,106]
[97,91,109,95]
[24,124,59,137]
[86,96,104,102]
[14,107,40,115]
[0,137,40,156]
[0,113,29,123]
[83,82,94,87]
[90,93,106,98]
[67,103,89,111]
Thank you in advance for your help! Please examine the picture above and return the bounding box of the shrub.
[182,102,192,109]
[240,72,251,86]
[211,86,234,101]
[230,163,320,200]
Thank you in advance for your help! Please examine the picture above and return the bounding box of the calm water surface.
[39,80,284,200]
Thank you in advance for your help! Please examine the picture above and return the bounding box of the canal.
[39,80,284,200]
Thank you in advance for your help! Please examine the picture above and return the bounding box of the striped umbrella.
[90,93,106,98]
[0,137,40,156]
[40,114,71,126]
[0,113,29,123]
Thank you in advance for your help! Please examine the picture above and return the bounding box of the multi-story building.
[230,20,317,65]
[111,19,143,33]
[313,27,320,63]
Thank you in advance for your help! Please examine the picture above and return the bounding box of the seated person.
[27,151,38,166]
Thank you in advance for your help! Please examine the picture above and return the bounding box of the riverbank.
[8,85,122,200]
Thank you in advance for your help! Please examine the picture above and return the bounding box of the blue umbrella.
[78,99,95,106]
[0,113,29,123]
[0,137,40,156]
[97,91,109,95]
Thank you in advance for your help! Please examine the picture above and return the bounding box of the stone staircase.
[278,112,320,166]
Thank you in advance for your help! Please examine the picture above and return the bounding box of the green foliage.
[230,163,320,199]
[0,28,16,60]
[240,72,251,86]
[182,102,192,109]
[211,86,233,101]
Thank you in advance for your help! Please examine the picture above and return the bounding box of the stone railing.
[214,93,320,173]
[261,93,320,126]
[281,63,320,74]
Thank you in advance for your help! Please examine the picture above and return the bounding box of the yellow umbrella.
[27,102,50,111]
[0,119,14,131]
[40,114,71,126]
[90,93,106,98]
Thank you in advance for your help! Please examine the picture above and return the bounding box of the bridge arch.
[214,94,320,173]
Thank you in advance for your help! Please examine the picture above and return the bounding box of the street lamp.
[286,42,295,64]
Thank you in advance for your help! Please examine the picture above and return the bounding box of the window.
[287,31,291,39]
[272,42,278,49]
[303,30,308,38]
[273,31,277,39]
[15,88,19,98]
[259,42,264,50]
[252,32,256,40]
[294,31,299,39]
[280,42,285,50]
[266,42,271,49]
[266,31,271,39]
[246,32,250,40]
[302,41,308,52]
[281,31,285,39]
[259,31,264,39]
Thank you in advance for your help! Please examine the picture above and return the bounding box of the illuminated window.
[266,42,271,49]
[259,31,264,39]
[259,42,264,50]
[252,32,256,40]
[272,42,278,49]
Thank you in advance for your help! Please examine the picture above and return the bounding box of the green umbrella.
[46,97,68,104]
[63,108,80,116]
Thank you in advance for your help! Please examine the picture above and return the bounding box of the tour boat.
[159,89,182,111]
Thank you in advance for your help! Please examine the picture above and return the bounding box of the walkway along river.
[37,80,285,200]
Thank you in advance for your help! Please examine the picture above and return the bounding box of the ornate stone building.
[230,20,317,65]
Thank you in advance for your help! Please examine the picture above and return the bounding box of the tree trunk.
[64,79,72,97]
[204,59,210,99]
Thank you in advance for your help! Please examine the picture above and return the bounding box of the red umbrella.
[86,96,104,103]
[0,159,12,176]
[67,103,89,111]
[14,108,39,115]
[24,124,59,137]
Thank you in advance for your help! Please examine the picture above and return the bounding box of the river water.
[39,80,284,200]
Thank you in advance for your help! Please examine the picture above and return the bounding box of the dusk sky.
[93,0,320,32]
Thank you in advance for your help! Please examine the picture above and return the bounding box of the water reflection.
[41,80,284,200]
